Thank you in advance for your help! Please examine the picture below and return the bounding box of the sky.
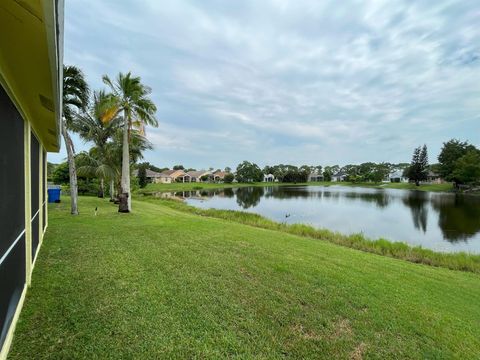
[50,0,480,170]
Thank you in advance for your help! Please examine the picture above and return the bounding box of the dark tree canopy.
[236,161,263,182]
[438,139,477,182]
[452,150,480,185]
[406,145,429,186]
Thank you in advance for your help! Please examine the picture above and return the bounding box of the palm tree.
[74,90,121,197]
[102,72,157,212]
[63,65,90,215]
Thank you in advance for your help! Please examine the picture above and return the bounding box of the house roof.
[159,169,188,178]
[133,168,162,178]
[213,171,227,178]
[187,170,210,178]
[333,171,346,177]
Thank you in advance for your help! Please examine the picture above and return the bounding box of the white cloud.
[54,0,480,168]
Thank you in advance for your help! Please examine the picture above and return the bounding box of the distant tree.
[406,145,429,186]
[323,165,339,182]
[371,163,390,183]
[224,173,235,183]
[323,169,332,182]
[438,139,477,182]
[52,162,70,184]
[185,168,196,172]
[138,166,148,188]
[236,161,263,182]
[452,150,480,185]
[137,162,164,173]
[224,166,232,173]
[173,165,184,170]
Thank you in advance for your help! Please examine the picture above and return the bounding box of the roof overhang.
[0,0,64,152]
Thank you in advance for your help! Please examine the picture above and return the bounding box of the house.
[0,1,63,358]
[389,170,408,183]
[158,169,191,183]
[133,168,163,183]
[186,170,211,182]
[212,171,227,182]
[264,173,275,182]
[426,171,443,184]
[308,172,323,182]
[332,171,347,182]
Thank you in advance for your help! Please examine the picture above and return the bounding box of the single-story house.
[0,1,63,357]
[389,170,408,183]
[212,171,227,182]
[133,168,163,183]
[264,174,275,182]
[186,170,211,182]
[158,169,191,183]
[332,171,347,182]
[308,173,323,182]
[427,171,443,184]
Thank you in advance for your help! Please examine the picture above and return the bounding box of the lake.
[166,185,480,253]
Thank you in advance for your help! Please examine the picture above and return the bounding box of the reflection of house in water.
[431,194,480,242]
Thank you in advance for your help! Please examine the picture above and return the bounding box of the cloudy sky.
[51,0,480,169]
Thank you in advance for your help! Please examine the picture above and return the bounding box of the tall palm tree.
[63,65,90,215]
[74,90,121,197]
[102,72,157,212]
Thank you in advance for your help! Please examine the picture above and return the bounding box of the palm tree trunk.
[98,178,104,198]
[109,179,115,202]
[61,122,79,215]
[119,114,131,212]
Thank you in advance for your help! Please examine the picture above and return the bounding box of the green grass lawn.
[138,181,454,194]
[9,197,480,359]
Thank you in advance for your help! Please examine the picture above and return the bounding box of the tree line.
[406,140,480,187]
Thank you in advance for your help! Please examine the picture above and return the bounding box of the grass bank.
[138,181,454,194]
[141,197,480,274]
[9,197,480,359]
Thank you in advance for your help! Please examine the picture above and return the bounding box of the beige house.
[212,171,227,182]
[158,169,191,183]
[186,170,211,182]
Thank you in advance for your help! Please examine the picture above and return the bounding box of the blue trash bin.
[48,187,61,203]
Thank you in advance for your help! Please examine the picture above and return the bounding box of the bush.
[224,173,235,183]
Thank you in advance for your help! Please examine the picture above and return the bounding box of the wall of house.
[0,84,48,358]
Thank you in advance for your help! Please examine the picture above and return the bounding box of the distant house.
[308,172,323,182]
[158,169,191,183]
[186,170,211,182]
[264,173,275,182]
[212,171,227,182]
[426,171,443,184]
[332,171,347,182]
[133,168,163,183]
[389,170,408,183]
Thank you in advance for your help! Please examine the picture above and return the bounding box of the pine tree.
[406,145,429,186]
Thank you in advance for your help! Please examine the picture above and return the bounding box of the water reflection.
[431,196,480,242]
[172,185,480,252]
[402,191,428,233]
[236,187,265,209]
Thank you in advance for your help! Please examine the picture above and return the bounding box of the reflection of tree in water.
[431,195,480,242]
[235,187,264,209]
[222,188,235,198]
[402,191,428,233]
[322,190,391,208]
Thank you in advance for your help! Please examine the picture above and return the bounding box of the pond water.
[166,185,480,253]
